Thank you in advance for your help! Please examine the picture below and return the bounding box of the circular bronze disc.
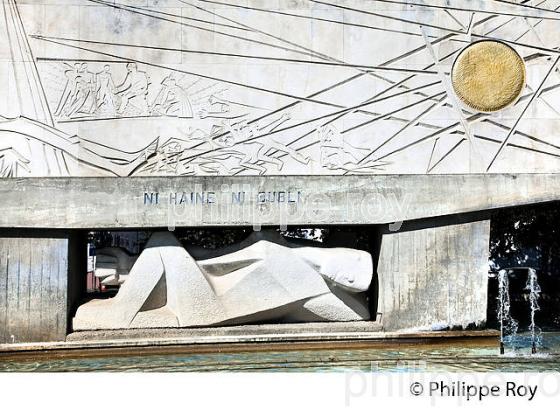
[451,41,526,112]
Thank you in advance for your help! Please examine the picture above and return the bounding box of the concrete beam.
[0,174,558,228]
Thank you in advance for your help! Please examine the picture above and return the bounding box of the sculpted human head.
[293,248,373,292]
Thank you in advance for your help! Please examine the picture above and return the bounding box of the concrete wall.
[377,217,490,331]
[0,231,85,343]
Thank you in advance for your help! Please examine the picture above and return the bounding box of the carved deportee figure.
[95,65,117,114]
[116,63,150,116]
[54,63,81,117]
[73,232,373,329]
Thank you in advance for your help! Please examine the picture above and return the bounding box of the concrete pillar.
[0,230,85,343]
[377,216,490,331]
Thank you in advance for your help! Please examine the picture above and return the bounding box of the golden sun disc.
[451,41,526,113]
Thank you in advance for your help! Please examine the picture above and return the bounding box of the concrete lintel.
[0,174,559,228]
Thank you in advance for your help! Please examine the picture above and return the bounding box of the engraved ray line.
[427,137,440,172]
[6,0,38,120]
[11,0,54,127]
[188,0,438,38]
[309,0,466,34]
[176,2,470,149]
[492,0,560,16]
[521,6,560,109]
[87,0,444,124]
[471,33,560,54]
[356,95,448,165]
[268,40,468,158]
[292,39,464,139]
[98,0,252,32]
[276,109,445,162]
[484,118,560,152]
[85,0,325,61]
[368,0,560,20]
[428,138,467,173]
[286,89,447,157]
[466,12,475,36]
[486,56,560,171]
[445,10,467,30]
[372,80,560,164]
[269,51,462,160]
[321,46,464,159]
[32,36,440,75]
[313,0,560,54]
[421,27,477,148]
[182,0,444,104]
[276,91,447,174]
[468,0,552,41]
[179,83,445,163]
[31,35,349,109]
[1,1,24,114]
[475,133,560,159]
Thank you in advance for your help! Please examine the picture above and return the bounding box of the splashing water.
[525,268,542,353]
[498,269,518,353]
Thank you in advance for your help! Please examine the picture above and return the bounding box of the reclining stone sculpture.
[73,232,373,330]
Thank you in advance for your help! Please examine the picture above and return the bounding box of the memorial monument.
[1,0,560,342]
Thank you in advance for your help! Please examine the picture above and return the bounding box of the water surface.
[1,333,559,372]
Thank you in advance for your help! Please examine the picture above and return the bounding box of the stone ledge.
[0,323,499,356]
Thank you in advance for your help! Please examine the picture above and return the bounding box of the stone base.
[377,216,490,331]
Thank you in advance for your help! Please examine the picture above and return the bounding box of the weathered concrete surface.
[0,326,499,356]
[0,231,85,343]
[0,234,59,342]
[0,174,559,228]
[377,219,490,331]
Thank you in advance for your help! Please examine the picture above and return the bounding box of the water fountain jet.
[498,269,518,354]
[525,268,542,354]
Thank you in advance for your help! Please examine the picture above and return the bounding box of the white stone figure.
[317,125,387,173]
[73,232,373,330]
[95,65,117,115]
[150,73,193,118]
[54,63,81,117]
[77,63,98,115]
[65,75,90,118]
[116,63,151,116]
